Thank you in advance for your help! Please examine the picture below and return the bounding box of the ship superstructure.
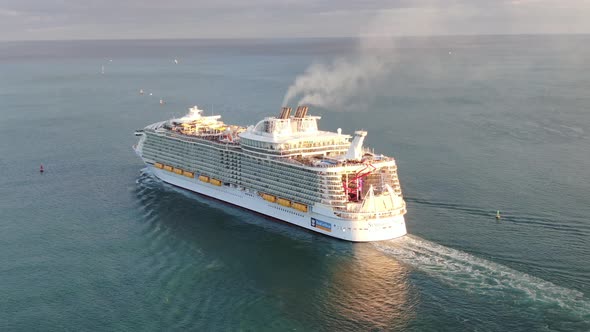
[134,106,407,241]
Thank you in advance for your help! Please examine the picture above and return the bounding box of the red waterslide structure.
[342,163,375,202]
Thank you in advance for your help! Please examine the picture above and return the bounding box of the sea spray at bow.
[374,235,590,319]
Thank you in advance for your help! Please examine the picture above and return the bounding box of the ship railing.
[241,145,349,160]
[241,142,350,154]
[152,130,241,147]
[334,205,407,220]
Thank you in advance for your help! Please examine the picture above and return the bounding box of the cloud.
[0,8,21,17]
[1,0,590,40]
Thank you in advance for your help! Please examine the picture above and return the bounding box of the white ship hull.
[145,163,407,242]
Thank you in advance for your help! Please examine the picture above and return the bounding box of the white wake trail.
[374,235,590,317]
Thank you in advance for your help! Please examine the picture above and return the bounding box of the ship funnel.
[301,106,308,117]
[279,107,292,119]
[295,106,303,118]
[345,130,367,161]
[295,105,308,118]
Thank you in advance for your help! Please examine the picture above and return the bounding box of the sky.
[1,0,590,41]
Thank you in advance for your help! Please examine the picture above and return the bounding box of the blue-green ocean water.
[1,36,589,331]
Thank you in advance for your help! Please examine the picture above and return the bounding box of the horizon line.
[2,32,589,44]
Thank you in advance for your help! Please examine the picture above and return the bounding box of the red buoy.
[40,164,44,173]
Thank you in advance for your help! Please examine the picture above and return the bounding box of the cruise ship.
[133,105,407,241]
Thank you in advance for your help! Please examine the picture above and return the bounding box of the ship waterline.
[134,105,407,242]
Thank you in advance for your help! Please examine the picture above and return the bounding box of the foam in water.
[374,235,590,318]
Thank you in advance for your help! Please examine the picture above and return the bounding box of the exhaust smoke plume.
[282,54,394,110]
[282,39,397,111]
[283,1,590,110]
[282,11,406,111]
